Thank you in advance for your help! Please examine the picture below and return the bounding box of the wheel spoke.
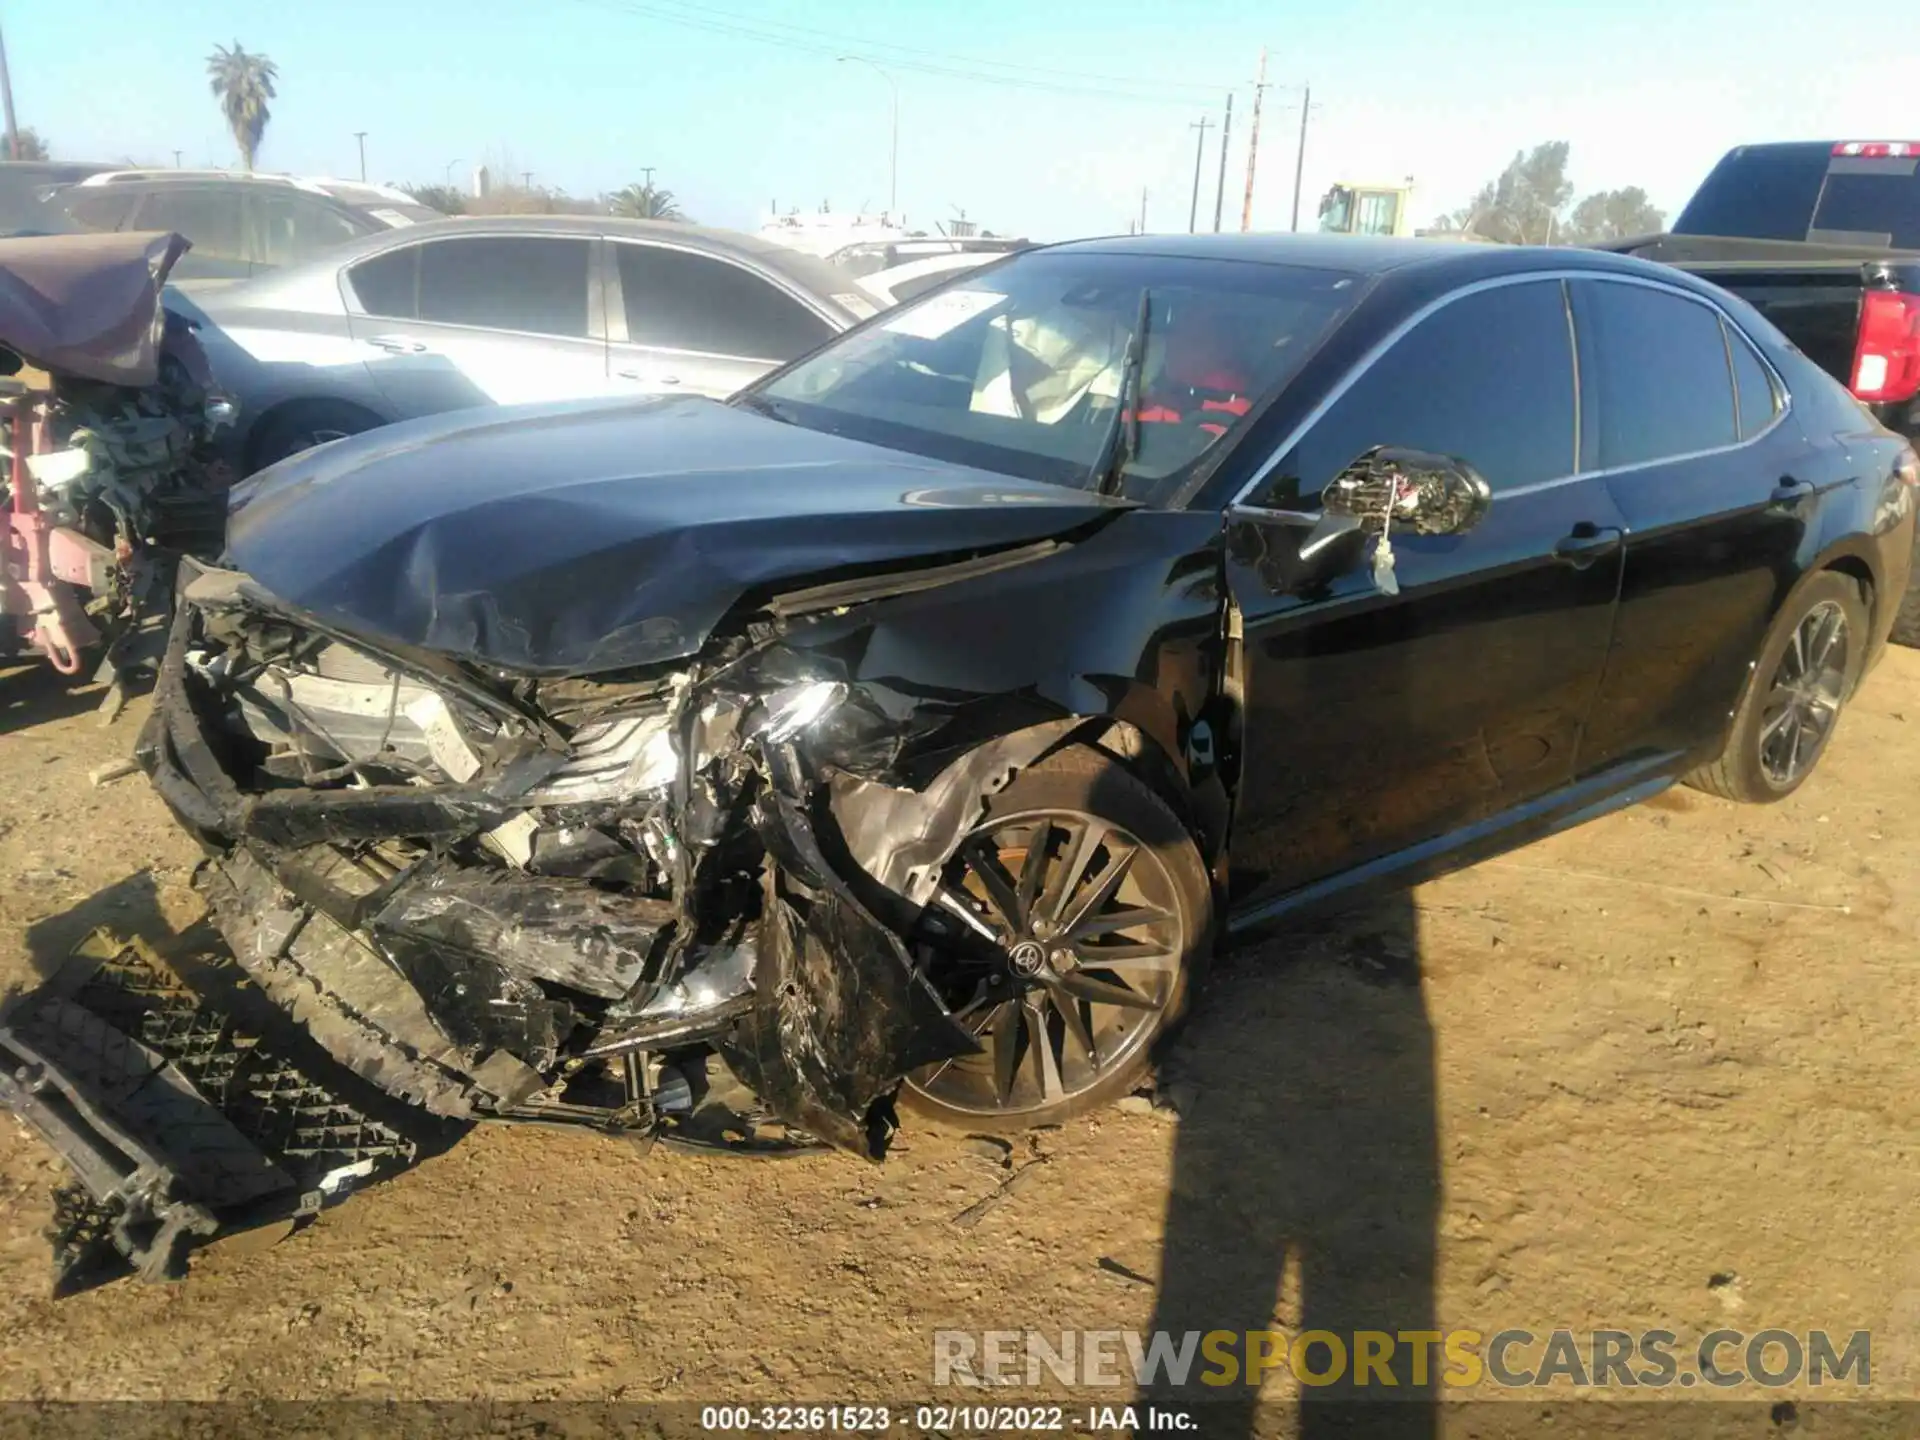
[963,839,1025,931]
[935,886,1002,944]
[1015,821,1052,921]
[1760,705,1796,743]
[1061,843,1140,937]
[1068,903,1171,942]
[1048,986,1100,1065]
[1784,622,1807,681]
[1809,608,1844,670]
[1040,819,1107,926]
[1024,999,1065,1102]
[991,1001,1022,1105]
[1074,939,1178,969]
[1060,971,1158,1011]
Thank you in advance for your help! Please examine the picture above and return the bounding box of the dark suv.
[47,170,443,284]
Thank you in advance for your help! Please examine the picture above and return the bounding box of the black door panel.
[1226,277,1620,908]
[1571,280,1812,770]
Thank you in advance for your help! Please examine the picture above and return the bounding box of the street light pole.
[353,131,368,181]
[445,157,463,187]
[837,56,898,216]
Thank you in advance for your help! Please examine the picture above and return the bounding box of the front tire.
[899,745,1214,1132]
[1686,570,1868,803]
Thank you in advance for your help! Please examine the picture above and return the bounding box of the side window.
[249,193,368,268]
[1578,280,1737,469]
[1725,321,1781,440]
[129,187,245,261]
[348,246,419,319]
[55,188,139,232]
[1280,280,1577,497]
[417,237,591,337]
[616,244,832,358]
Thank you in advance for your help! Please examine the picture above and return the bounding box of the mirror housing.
[1321,447,1492,537]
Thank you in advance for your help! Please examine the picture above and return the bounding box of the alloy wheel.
[1758,599,1849,787]
[906,809,1189,1118]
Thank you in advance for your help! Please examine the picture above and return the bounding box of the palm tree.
[206,42,278,171]
[609,182,685,221]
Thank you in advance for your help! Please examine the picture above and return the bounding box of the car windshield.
[747,249,1361,504]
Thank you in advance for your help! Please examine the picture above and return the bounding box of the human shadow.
[1142,889,1439,1440]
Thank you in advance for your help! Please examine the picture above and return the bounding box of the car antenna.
[1088,288,1151,498]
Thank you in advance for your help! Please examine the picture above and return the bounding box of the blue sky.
[12,0,1915,239]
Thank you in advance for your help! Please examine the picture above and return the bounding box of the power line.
[562,0,1237,106]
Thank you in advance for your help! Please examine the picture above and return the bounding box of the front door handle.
[1771,475,1815,505]
[1553,523,1624,569]
[617,368,681,386]
[366,334,429,355]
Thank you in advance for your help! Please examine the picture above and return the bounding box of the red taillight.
[1851,291,1920,404]
[1833,141,1920,158]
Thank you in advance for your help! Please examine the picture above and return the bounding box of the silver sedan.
[167,214,877,473]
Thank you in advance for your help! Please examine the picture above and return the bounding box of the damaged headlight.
[749,680,847,745]
[520,711,679,806]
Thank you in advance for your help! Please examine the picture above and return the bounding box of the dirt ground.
[2,647,1918,1430]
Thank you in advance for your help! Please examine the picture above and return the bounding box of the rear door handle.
[366,334,429,355]
[617,369,680,386]
[1771,475,1815,505]
[1553,523,1624,569]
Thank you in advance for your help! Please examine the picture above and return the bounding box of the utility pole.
[1211,93,1234,232]
[173,150,184,168]
[522,171,534,189]
[641,166,656,190]
[1239,47,1268,232]
[353,131,368,181]
[1290,84,1312,232]
[838,57,899,216]
[1139,187,1148,234]
[1187,114,1212,234]
[0,21,18,162]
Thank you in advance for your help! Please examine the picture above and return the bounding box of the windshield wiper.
[1087,288,1151,498]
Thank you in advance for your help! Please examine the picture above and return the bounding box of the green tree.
[206,42,278,171]
[1451,141,1574,244]
[11,127,49,161]
[400,182,466,216]
[1562,187,1666,245]
[609,182,686,221]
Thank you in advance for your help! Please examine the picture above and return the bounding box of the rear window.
[1674,146,1831,241]
[1676,145,1920,250]
[1809,160,1920,248]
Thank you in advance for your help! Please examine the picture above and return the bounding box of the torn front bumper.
[0,931,426,1291]
[131,568,980,1159]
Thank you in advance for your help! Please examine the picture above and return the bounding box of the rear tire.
[1685,570,1868,803]
[898,746,1213,1133]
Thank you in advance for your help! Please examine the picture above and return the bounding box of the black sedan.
[119,236,1913,1189]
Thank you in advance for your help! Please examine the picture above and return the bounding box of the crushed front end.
[129,557,984,1169]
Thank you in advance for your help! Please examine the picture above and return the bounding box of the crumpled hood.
[225,395,1123,674]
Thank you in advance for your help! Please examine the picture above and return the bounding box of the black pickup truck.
[1606,141,1920,643]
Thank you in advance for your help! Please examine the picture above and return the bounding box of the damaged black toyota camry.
[131,235,1916,1170]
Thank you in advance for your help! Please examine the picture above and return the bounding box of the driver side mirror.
[1321,447,1493,537]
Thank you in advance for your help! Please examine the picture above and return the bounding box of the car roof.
[1041,230,1722,289]
[340,214,856,291]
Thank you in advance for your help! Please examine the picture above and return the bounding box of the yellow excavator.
[1317,180,1415,237]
